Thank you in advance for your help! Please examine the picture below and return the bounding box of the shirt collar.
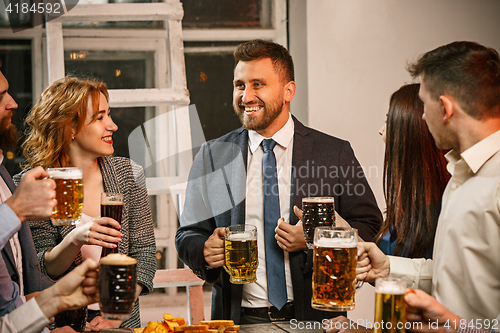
[248,113,294,154]
[446,129,500,174]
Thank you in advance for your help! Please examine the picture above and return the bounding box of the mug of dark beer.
[224,224,258,284]
[302,197,335,249]
[100,193,124,257]
[312,227,358,311]
[53,306,87,332]
[99,253,137,320]
[46,167,83,226]
[374,277,407,333]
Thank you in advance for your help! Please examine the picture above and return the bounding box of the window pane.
[184,46,241,145]
[0,40,32,175]
[64,50,154,89]
[62,0,164,29]
[181,0,272,29]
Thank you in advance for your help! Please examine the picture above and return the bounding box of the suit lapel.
[290,116,312,225]
[230,128,248,227]
[0,164,17,272]
[0,164,16,194]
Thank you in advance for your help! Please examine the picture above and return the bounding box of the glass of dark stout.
[53,306,88,332]
[100,192,123,257]
[99,253,137,320]
[302,197,335,249]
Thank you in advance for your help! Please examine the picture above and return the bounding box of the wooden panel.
[48,3,183,22]
[45,22,65,83]
[153,268,204,288]
[187,285,205,324]
[108,88,189,107]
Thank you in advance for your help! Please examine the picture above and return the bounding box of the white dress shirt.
[389,129,500,321]
[241,113,295,308]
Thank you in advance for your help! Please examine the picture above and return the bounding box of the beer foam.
[227,232,254,241]
[375,279,406,294]
[100,253,137,265]
[303,197,334,203]
[47,168,82,179]
[314,237,356,248]
[375,284,405,295]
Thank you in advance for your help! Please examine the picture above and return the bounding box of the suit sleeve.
[175,143,222,284]
[0,255,24,316]
[336,141,383,241]
[0,205,21,251]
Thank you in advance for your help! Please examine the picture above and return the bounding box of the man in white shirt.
[0,70,87,332]
[355,41,500,331]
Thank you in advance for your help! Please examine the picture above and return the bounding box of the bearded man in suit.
[176,40,382,324]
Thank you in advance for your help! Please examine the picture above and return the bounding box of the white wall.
[304,0,500,210]
[295,0,500,322]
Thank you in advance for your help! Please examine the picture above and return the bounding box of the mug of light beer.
[99,253,137,320]
[374,277,407,333]
[224,224,258,284]
[302,197,335,249]
[46,167,83,226]
[312,227,358,311]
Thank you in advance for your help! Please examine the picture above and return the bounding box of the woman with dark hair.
[323,84,450,333]
[377,83,449,259]
[15,76,156,329]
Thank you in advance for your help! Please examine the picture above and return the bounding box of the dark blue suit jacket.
[175,116,382,323]
[0,165,53,316]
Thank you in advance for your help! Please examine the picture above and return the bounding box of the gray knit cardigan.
[14,156,157,328]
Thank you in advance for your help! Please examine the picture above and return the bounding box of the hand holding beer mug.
[99,253,137,320]
[100,193,124,257]
[374,277,406,333]
[46,167,83,226]
[312,227,357,311]
[224,224,258,284]
[302,197,335,249]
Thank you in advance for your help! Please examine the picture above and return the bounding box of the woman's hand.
[69,217,122,249]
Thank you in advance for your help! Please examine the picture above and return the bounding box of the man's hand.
[203,227,225,268]
[356,242,390,283]
[323,315,372,333]
[86,316,116,331]
[275,218,306,252]
[52,327,78,333]
[5,166,56,222]
[35,259,99,320]
[405,289,460,333]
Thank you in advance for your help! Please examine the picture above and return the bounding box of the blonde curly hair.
[23,76,109,168]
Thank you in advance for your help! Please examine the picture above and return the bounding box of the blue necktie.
[261,139,287,310]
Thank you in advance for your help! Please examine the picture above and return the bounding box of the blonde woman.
[15,76,156,329]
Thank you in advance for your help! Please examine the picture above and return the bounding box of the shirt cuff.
[0,204,21,250]
[388,256,433,294]
[9,298,50,333]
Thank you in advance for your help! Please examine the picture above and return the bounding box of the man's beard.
[0,113,19,149]
[233,95,284,132]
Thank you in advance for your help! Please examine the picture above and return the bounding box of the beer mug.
[312,227,358,311]
[53,306,88,333]
[302,197,335,249]
[224,224,258,284]
[100,193,124,257]
[374,277,407,333]
[99,253,137,320]
[46,167,83,226]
